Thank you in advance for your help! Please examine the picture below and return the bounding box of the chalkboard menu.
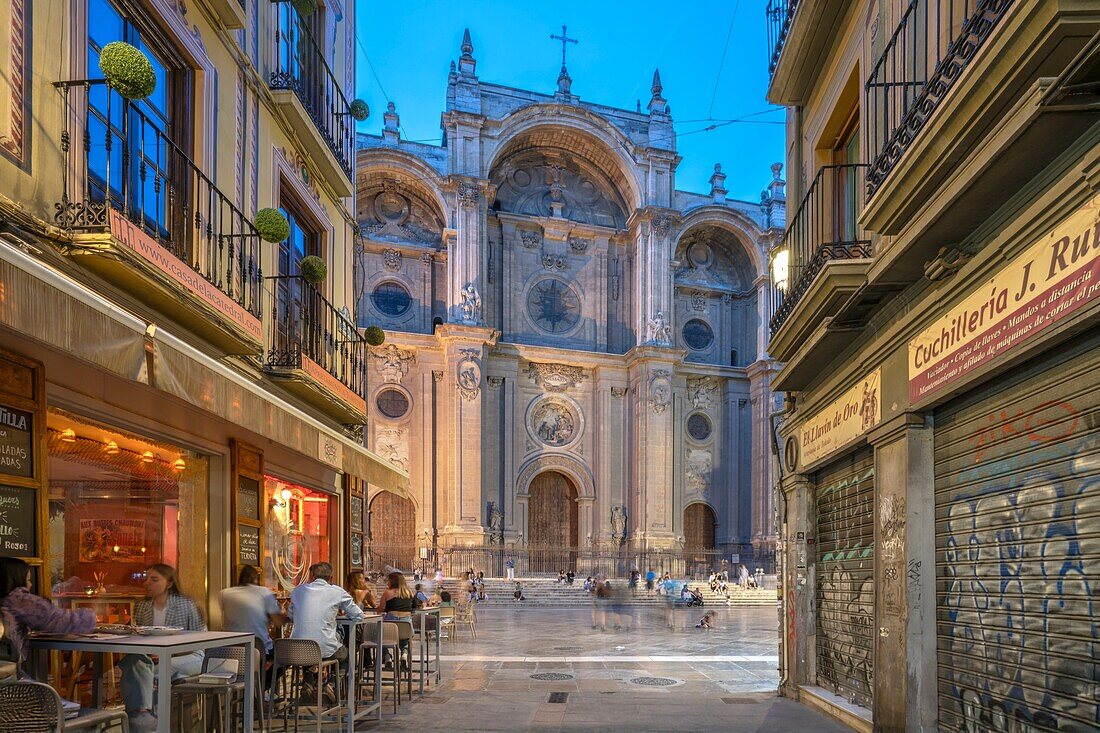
[237,476,260,521]
[238,524,260,566]
[0,406,33,479]
[350,533,363,567]
[350,493,364,533]
[0,484,37,557]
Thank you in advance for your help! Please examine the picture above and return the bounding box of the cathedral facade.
[355,30,785,570]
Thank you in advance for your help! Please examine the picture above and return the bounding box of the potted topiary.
[98,41,157,101]
[363,326,386,346]
[289,0,316,16]
[254,208,290,243]
[349,99,370,122]
[299,255,327,285]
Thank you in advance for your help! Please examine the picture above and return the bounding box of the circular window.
[687,413,712,441]
[375,389,410,419]
[371,282,412,316]
[682,319,714,350]
[526,278,581,334]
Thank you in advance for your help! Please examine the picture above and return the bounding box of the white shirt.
[289,578,364,658]
[152,605,167,626]
[219,584,280,653]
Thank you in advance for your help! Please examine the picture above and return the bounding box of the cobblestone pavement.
[361,606,850,732]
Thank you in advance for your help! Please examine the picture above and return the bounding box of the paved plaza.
[373,606,849,732]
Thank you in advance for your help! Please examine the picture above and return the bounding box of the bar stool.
[268,639,340,733]
[358,622,401,714]
[170,644,263,733]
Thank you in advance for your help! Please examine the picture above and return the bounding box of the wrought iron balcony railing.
[770,164,871,336]
[865,0,1013,197]
[766,0,800,76]
[53,81,263,320]
[266,274,367,403]
[270,4,355,178]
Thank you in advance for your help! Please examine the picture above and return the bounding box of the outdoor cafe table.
[338,614,382,728]
[413,608,441,694]
[29,630,256,733]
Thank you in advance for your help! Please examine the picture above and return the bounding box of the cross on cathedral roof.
[551,25,579,97]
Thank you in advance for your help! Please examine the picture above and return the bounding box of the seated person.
[513,582,525,601]
[747,574,759,589]
[557,570,566,584]
[119,564,206,732]
[290,562,364,684]
[696,611,717,629]
[375,572,416,666]
[0,557,96,667]
[566,571,575,585]
[438,590,454,607]
[414,583,430,606]
[219,565,283,658]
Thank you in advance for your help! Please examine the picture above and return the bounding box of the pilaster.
[867,413,937,733]
[780,471,815,698]
[628,207,679,347]
[444,176,494,326]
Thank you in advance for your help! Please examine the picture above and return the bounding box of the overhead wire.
[707,0,742,120]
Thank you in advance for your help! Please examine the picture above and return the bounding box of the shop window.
[264,476,331,593]
[45,409,207,621]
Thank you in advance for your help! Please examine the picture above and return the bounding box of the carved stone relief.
[646,312,672,346]
[457,349,481,401]
[569,237,591,254]
[369,344,416,384]
[359,180,443,245]
[491,152,627,228]
[528,397,579,447]
[383,249,402,272]
[375,427,409,471]
[687,377,720,410]
[649,370,672,413]
[519,230,541,248]
[525,362,588,393]
[542,253,568,272]
[685,449,712,493]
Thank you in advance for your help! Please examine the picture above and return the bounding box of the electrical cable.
[707,0,742,120]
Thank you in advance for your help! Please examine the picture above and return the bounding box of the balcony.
[264,275,368,425]
[766,0,799,76]
[765,0,851,105]
[269,4,355,197]
[53,82,264,353]
[768,164,871,387]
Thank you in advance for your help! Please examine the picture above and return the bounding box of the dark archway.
[369,491,416,572]
[528,471,579,574]
[684,503,718,577]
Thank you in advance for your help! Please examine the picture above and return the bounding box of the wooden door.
[684,503,716,549]
[528,471,578,573]
[369,491,415,571]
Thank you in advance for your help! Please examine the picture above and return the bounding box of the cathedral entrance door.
[683,503,717,578]
[528,471,579,575]
[370,491,416,573]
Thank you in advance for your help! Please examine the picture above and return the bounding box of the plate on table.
[95,624,134,635]
[135,626,184,636]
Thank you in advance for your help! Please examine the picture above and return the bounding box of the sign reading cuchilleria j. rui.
[909,195,1100,403]
[799,369,881,468]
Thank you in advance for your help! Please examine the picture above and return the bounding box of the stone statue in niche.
[649,370,673,413]
[646,311,672,345]
[460,283,482,323]
[610,506,628,544]
[531,399,577,446]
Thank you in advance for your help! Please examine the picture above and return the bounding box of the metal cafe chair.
[170,643,264,733]
[268,638,340,733]
[0,678,129,733]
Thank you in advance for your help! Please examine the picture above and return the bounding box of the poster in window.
[0,406,33,479]
[0,485,37,557]
[350,533,363,567]
[238,524,260,566]
[78,519,146,562]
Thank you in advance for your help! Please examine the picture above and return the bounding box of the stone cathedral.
[355,30,785,570]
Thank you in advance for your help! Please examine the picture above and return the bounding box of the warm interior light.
[104,440,120,455]
[141,451,155,463]
[772,248,790,292]
[113,545,120,553]
[281,488,293,502]
[60,428,77,443]
[172,458,186,471]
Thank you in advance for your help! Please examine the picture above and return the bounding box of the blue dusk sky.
[353,1,785,204]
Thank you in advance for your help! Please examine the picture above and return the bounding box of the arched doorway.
[369,492,416,572]
[528,471,579,574]
[684,503,717,578]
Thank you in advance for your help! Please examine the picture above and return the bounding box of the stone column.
[721,379,743,545]
[780,472,815,699]
[868,414,937,732]
[626,347,681,548]
[447,176,491,325]
[629,208,679,345]
[755,273,773,361]
[747,361,777,552]
[436,323,498,545]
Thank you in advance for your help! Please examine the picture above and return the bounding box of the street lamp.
[771,247,789,293]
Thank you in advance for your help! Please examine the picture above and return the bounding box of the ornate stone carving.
[610,387,628,398]
[526,362,587,393]
[369,344,416,384]
[652,214,674,237]
[490,153,627,228]
[519,230,541,248]
[690,291,707,311]
[649,370,672,413]
[457,349,482,401]
[686,449,712,493]
[457,182,480,207]
[569,237,590,254]
[383,248,402,272]
[542,253,567,271]
[459,283,482,324]
[487,376,504,388]
[646,311,672,346]
[359,182,443,245]
[375,427,409,471]
[610,505,628,544]
[529,397,578,446]
[687,377,719,410]
[420,252,433,267]
[432,370,444,382]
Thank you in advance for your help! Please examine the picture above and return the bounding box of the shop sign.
[109,210,263,343]
[0,484,37,556]
[319,433,343,468]
[909,195,1100,403]
[798,369,881,467]
[238,524,260,566]
[350,533,363,567]
[0,405,33,478]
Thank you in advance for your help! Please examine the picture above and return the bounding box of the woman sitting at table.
[375,572,417,667]
[119,563,206,733]
[0,556,96,667]
[345,570,377,611]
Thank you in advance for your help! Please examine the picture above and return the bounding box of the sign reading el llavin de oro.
[799,369,881,468]
[909,195,1100,403]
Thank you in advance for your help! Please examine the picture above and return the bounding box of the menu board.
[237,476,260,521]
[0,406,33,479]
[350,493,364,533]
[238,524,260,566]
[0,484,37,556]
[350,533,363,567]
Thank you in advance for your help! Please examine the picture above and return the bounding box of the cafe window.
[45,409,207,619]
[264,476,331,593]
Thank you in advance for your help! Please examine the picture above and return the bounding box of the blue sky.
[353,1,785,204]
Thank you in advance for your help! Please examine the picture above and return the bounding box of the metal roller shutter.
[815,447,875,708]
[934,330,1100,733]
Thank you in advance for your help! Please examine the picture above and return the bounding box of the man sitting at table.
[289,562,364,699]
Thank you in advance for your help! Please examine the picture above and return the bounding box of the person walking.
[505,557,515,581]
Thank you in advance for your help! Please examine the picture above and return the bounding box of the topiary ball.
[364,326,386,346]
[299,255,327,285]
[254,208,290,243]
[290,0,317,16]
[349,99,370,122]
[98,42,157,101]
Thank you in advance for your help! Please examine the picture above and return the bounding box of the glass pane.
[371,282,412,316]
[682,319,714,350]
[264,477,331,593]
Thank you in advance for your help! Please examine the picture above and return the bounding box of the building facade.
[355,31,784,572]
[766,1,1100,731]
[0,0,405,622]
